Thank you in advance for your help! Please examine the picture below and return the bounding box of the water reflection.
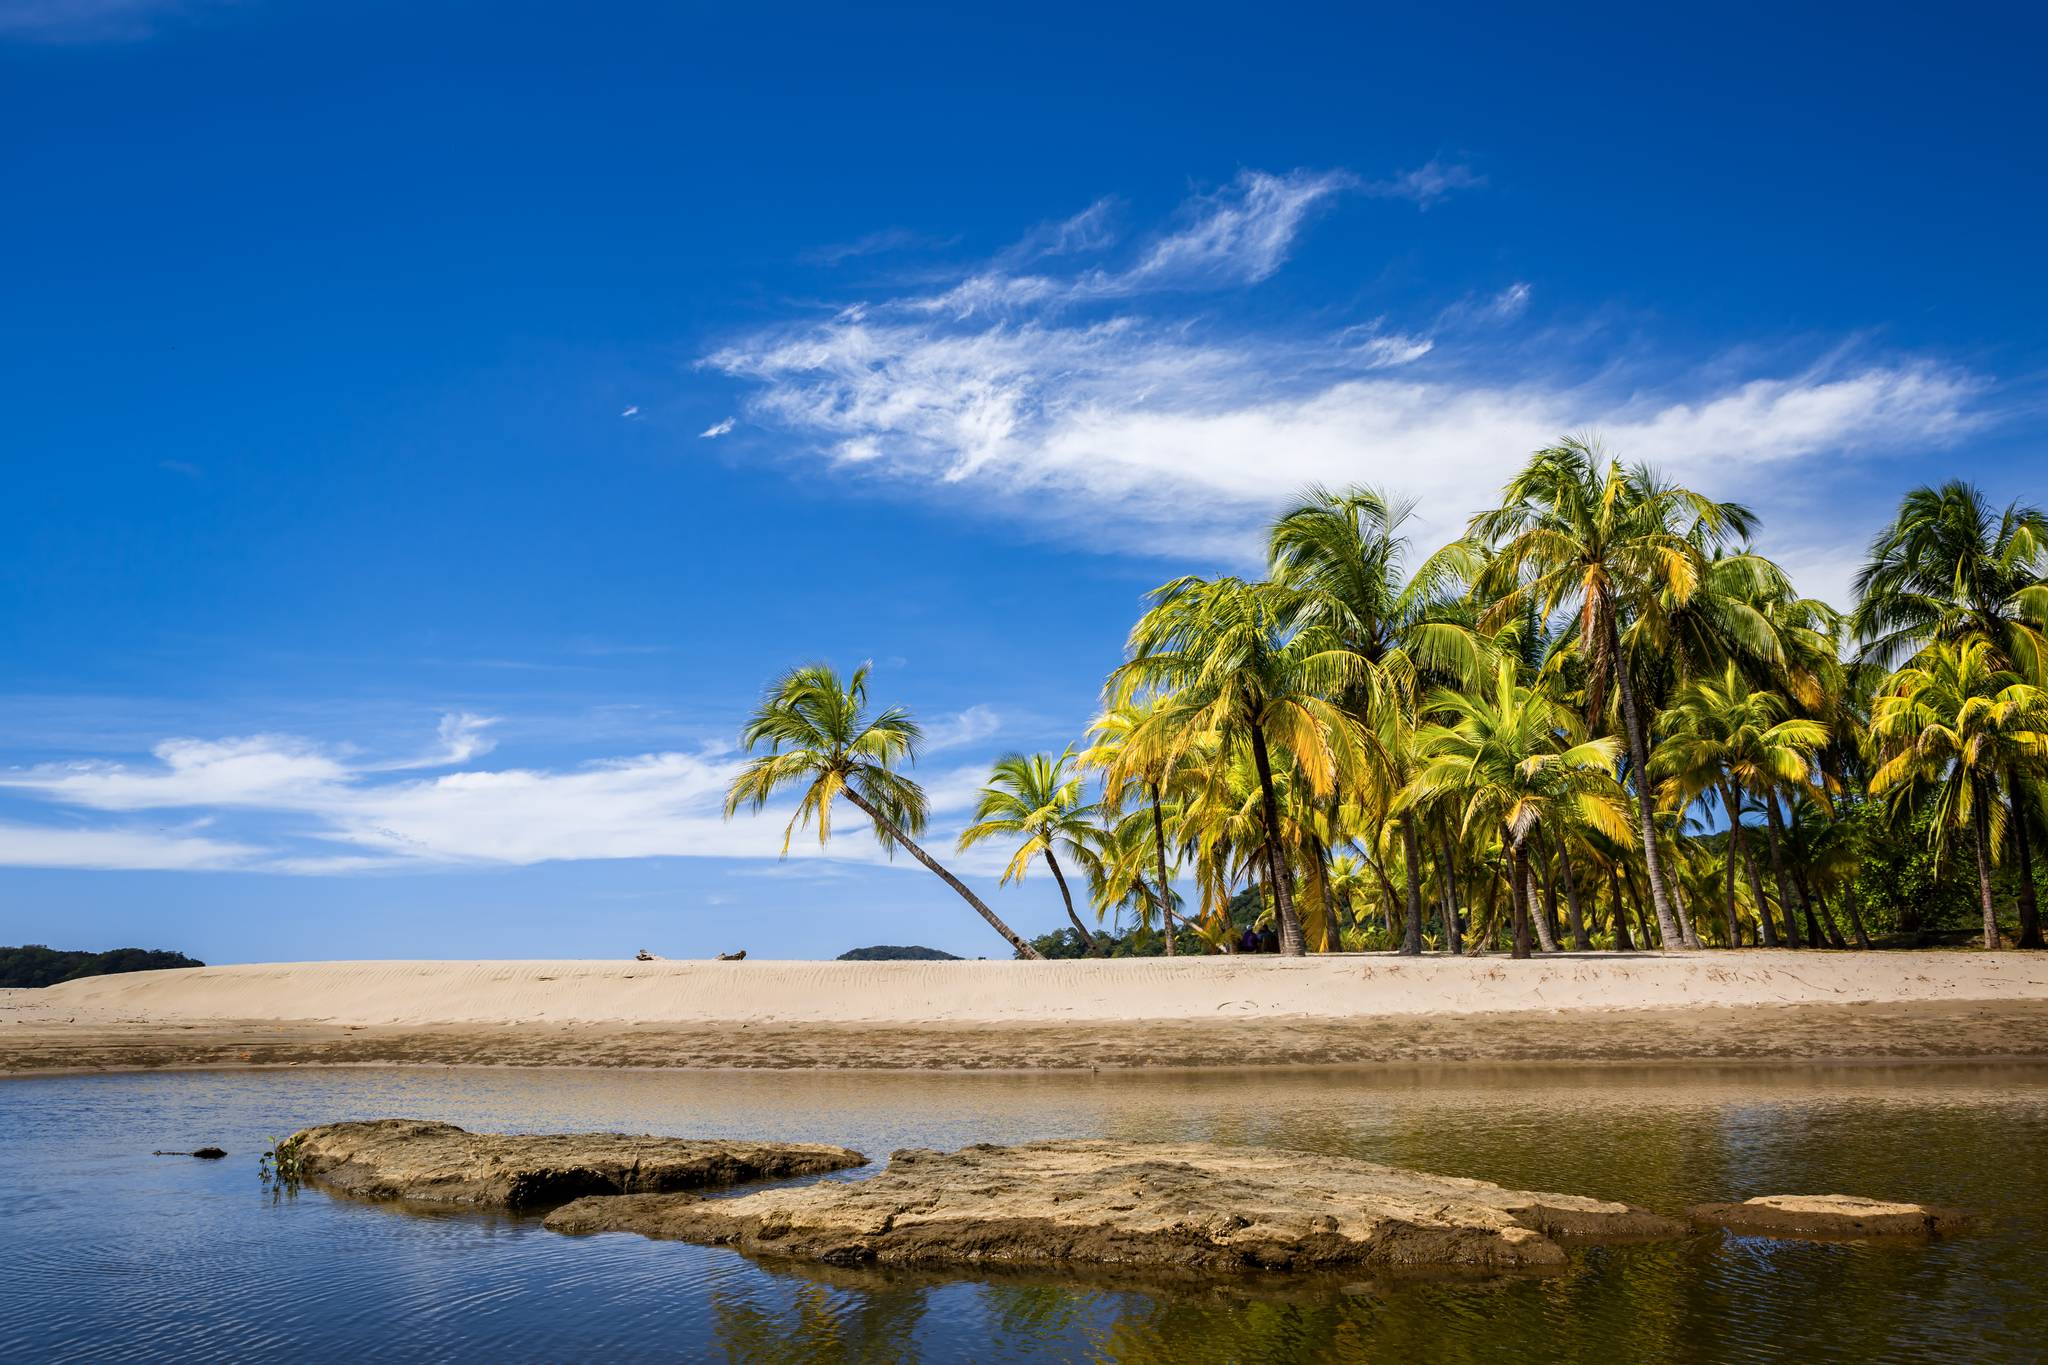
[1,1062,2043,1362]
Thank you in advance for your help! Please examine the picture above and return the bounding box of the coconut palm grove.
[732,446,2048,960]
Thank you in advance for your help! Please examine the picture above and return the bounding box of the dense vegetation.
[0,945,203,988]
[836,945,962,961]
[728,445,2048,959]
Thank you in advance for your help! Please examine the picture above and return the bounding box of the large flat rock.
[287,1119,865,1209]
[542,1139,1684,1273]
[1690,1195,1971,1239]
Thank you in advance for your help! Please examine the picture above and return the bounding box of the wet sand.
[6,1000,2047,1076]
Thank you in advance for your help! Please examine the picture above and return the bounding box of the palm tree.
[1114,576,1367,955]
[1853,481,2048,946]
[958,750,1104,954]
[1869,640,2048,949]
[1269,485,1486,955]
[1850,481,2048,674]
[1471,439,1757,949]
[1081,698,1186,955]
[1400,658,1634,958]
[1654,663,1827,949]
[725,662,1044,959]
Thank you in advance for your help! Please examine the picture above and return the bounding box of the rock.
[542,1139,1684,1274]
[287,1119,865,1209]
[152,1147,227,1159]
[1689,1194,1971,1239]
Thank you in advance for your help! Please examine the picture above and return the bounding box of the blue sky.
[2,1,2042,962]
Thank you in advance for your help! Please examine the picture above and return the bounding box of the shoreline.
[7,953,2047,1076]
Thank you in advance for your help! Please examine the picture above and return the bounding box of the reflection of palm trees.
[708,1271,928,1364]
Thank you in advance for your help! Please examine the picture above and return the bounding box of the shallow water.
[2,1062,2045,1362]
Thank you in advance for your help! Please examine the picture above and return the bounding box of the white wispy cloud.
[921,704,1001,752]
[0,820,257,870]
[0,712,1009,874]
[798,226,960,267]
[1367,157,1486,207]
[703,167,1985,572]
[700,416,736,438]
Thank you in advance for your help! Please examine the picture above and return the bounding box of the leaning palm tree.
[1868,639,2048,950]
[1471,438,1757,949]
[1113,576,1368,955]
[1399,658,1635,958]
[725,662,1043,959]
[958,750,1104,954]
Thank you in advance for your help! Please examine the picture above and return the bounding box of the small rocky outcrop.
[1689,1194,1971,1239]
[287,1119,865,1209]
[542,1139,1684,1273]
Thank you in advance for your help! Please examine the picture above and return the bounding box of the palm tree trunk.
[1802,861,1847,948]
[1717,783,1745,947]
[1399,821,1425,956]
[1742,838,1779,948]
[842,788,1044,960]
[1768,792,1828,948]
[1437,828,1463,955]
[1669,850,1700,949]
[2010,770,2041,950]
[1360,842,1400,939]
[1042,849,1100,955]
[1150,784,1177,957]
[1973,780,2002,950]
[1558,838,1590,950]
[1247,722,1305,956]
[1510,842,1534,959]
[1609,626,1685,949]
[1759,794,1806,949]
[1532,840,1560,953]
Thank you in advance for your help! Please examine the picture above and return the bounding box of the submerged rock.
[287,1119,865,1209]
[1689,1195,1971,1239]
[543,1139,1683,1273]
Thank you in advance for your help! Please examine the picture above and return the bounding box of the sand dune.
[25,951,2048,1027]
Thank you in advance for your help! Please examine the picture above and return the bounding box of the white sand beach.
[5,952,2047,1075]
[19,951,2048,1026]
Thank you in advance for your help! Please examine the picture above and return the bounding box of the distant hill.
[836,945,961,962]
[0,945,204,989]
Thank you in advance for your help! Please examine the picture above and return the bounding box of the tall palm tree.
[958,750,1104,954]
[725,662,1043,959]
[1853,481,2048,945]
[1850,481,2048,674]
[1269,485,1486,955]
[1081,698,1185,955]
[1654,663,1827,949]
[1869,640,2048,950]
[1114,576,1367,955]
[1400,658,1634,958]
[1471,438,1756,949]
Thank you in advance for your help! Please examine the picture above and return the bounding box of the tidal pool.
[3,1062,2042,1362]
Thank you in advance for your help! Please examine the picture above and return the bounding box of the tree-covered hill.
[836,945,962,961]
[0,945,203,989]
